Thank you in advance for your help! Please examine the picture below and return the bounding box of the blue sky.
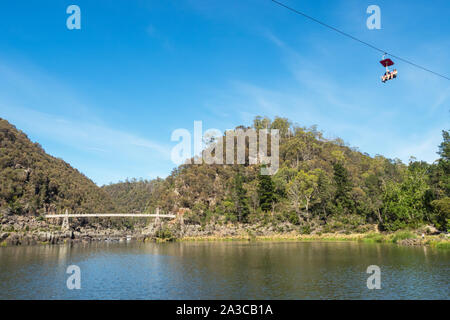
[0,0,449,185]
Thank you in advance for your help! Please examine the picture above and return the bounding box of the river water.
[0,241,448,299]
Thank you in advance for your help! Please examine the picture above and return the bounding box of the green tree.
[253,116,271,130]
[287,169,320,222]
[272,167,297,198]
[232,172,250,222]
[314,170,334,221]
[363,174,384,223]
[270,116,291,138]
[381,165,430,231]
[333,162,354,214]
[258,169,276,212]
[427,130,450,230]
[437,130,450,196]
[438,130,450,160]
[431,197,450,231]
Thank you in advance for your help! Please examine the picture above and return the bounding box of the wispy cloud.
[1,102,171,160]
[0,60,97,121]
[431,87,450,113]
[145,24,174,51]
[392,128,443,163]
[0,58,172,184]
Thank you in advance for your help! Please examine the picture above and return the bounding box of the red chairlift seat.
[380,58,394,67]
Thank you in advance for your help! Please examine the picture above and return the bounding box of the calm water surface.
[0,241,448,299]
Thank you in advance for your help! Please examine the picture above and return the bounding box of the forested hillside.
[102,178,162,213]
[1,116,448,233]
[0,118,116,215]
[144,116,449,232]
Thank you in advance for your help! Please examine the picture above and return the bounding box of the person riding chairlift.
[382,69,397,82]
[392,69,397,78]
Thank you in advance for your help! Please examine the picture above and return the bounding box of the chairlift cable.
[270,0,450,81]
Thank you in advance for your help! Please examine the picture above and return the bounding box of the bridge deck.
[45,213,176,218]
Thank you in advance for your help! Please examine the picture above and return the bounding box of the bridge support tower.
[61,209,70,232]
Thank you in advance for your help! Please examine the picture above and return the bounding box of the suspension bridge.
[45,208,179,231]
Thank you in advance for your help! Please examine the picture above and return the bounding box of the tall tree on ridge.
[258,167,276,212]
[232,172,250,222]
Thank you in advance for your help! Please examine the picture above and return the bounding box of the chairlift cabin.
[380,55,397,83]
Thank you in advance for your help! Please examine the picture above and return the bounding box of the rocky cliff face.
[0,213,170,245]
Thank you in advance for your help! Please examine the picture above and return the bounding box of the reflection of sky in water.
[0,242,448,299]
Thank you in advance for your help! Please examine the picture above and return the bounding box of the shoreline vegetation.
[179,232,450,249]
[2,232,449,249]
[1,213,449,249]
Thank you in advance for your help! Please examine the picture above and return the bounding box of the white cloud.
[391,128,443,163]
[0,103,171,160]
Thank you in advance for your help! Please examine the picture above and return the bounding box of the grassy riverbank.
[2,231,449,248]
[180,231,450,248]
